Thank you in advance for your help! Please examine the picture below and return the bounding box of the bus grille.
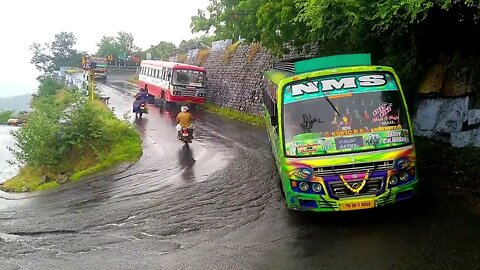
[329,177,384,198]
[314,160,394,177]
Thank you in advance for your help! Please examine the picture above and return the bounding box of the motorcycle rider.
[133,87,149,113]
[176,105,194,139]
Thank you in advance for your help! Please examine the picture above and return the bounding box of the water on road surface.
[0,73,479,270]
[0,126,19,184]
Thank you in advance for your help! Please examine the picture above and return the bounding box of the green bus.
[262,54,418,212]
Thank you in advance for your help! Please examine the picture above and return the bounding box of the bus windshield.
[283,72,411,157]
[172,69,205,87]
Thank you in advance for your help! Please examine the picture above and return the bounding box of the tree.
[30,42,54,74]
[190,0,307,55]
[96,36,121,57]
[50,32,77,62]
[147,41,177,60]
[177,36,214,54]
[30,32,82,75]
[116,31,140,57]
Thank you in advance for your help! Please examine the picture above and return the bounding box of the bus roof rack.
[272,57,311,73]
[272,54,371,74]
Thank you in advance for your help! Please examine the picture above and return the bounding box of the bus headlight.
[299,182,309,192]
[312,183,322,193]
[399,172,409,182]
[389,175,399,185]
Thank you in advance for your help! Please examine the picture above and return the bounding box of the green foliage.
[3,78,142,192]
[0,110,14,123]
[177,36,215,54]
[192,0,480,97]
[96,32,141,59]
[200,102,265,126]
[37,77,64,97]
[147,41,176,60]
[30,32,84,74]
[96,36,121,57]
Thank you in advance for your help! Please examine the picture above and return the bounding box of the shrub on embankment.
[0,110,14,124]
[0,77,142,192]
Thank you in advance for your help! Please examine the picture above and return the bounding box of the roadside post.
[90,70,95,102]
[82,55,95,102]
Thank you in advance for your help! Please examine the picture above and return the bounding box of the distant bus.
[138,60,206,106]
[263,54,418,212]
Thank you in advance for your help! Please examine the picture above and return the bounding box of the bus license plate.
[340,200,374,211]
[186,100,193,103]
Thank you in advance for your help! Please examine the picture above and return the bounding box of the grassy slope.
[1,99,142,192]
[200,102,265,126]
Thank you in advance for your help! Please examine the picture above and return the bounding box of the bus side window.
[263,85,278,129]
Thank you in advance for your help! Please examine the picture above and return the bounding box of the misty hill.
[0,94,32,112]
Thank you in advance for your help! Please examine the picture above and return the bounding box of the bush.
[223,41,241,64]
[177,54,188,63]
[247,42,261,63]
[0,110,14,124]
[3,77,142,192]
[196,48,211,66]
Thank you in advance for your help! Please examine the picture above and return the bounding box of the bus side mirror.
[271,116,278,127]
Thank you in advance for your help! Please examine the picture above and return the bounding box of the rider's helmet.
[181,105,189,112]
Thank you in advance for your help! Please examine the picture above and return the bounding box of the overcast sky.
[0,0,210,97]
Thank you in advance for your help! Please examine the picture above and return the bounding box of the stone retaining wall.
[186,44,316,115]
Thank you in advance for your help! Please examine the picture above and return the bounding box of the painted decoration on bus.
[283,72,411,157]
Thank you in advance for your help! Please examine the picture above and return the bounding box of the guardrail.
[108,65,138,71]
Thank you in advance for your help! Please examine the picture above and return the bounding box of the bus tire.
[148,94,155,104]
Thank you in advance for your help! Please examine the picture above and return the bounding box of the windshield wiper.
[305,76,341,117]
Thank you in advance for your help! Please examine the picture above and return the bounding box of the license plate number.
[340,200,374,211]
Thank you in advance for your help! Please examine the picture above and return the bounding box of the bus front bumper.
[285,179,419,212]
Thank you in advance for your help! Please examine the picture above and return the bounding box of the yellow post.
[90,70,95,102]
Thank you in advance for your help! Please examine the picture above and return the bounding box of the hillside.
[0,94,32,112]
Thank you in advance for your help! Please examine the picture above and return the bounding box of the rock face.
[413,54,480,148]
[414,96,480,147]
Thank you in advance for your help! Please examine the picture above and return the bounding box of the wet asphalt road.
[0,71,479,270]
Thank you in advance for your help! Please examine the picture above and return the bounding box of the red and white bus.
[138,60,207,106]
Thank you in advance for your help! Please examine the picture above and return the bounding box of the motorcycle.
[137,102,147,118]
[179,127,193,145]
[133,96,148,118]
